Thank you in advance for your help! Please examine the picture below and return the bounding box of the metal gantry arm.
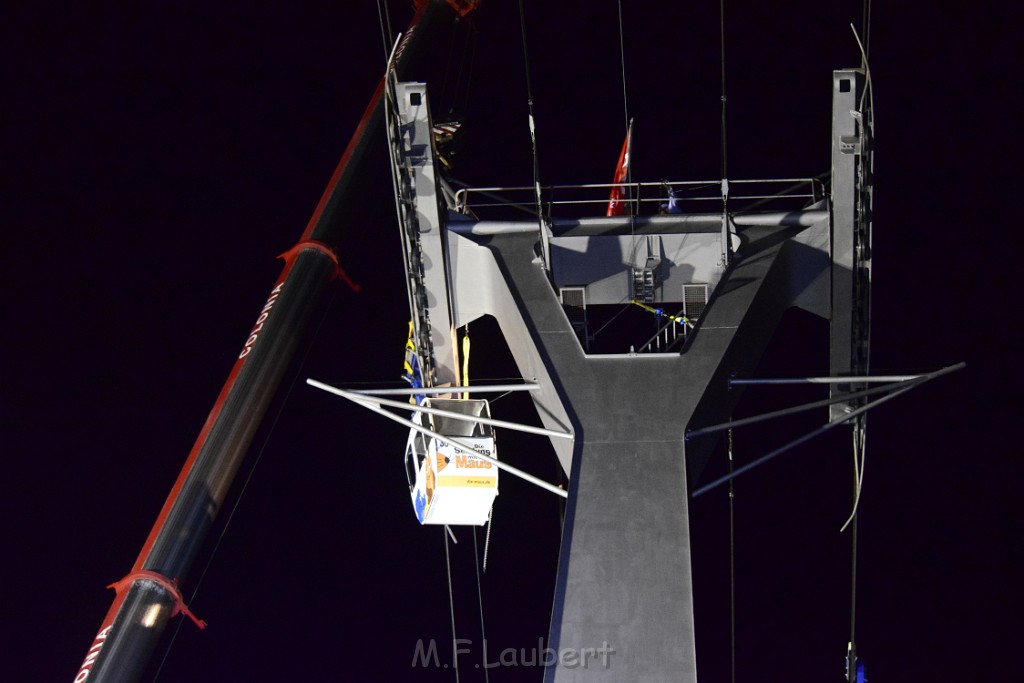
[308,380,572,440]
[307,379,569,499]
[347,382,539,396]
[689,363,965,497]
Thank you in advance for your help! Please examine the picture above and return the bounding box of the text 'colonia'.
[239,282,284,359]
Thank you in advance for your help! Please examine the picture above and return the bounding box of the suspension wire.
[617,0,630,129]
[517,0,545,234]
[717,0,733,267]
[590,295,636,341]
[727,424,737,683]
[488,390,512,405]
[458,25,479,115]
[445,527,461,682]
[719,0,728,181]
[437,10,476,118]
[849,25,873,115]
[616,0,638,258]
[850,499,859,644]
[861,0,872,65]
[482,506,493,573]
[473,527,491,682]
[845,416,866,681]
[438,19,460,110]
[449,20,477,117]
[840,415,867,532]
[376,0,395,64]
[152,280,344,682]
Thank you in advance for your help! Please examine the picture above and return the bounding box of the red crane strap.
[108,570,207,630]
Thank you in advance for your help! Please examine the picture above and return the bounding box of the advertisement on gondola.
[407,401,498,526]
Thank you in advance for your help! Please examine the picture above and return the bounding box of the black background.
[6,1,1019,680]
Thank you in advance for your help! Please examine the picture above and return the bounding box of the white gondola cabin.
[406,398,498,525]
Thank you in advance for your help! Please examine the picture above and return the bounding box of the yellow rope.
[461,327,471,399]
[629,300,690,325]
[404,321,418,404]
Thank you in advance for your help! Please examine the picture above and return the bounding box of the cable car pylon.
[308,57,950,680]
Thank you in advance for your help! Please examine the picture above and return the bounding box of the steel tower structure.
[370,65,876,681]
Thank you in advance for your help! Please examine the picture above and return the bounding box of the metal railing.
[635,307,693,354]
[453,177,825,218]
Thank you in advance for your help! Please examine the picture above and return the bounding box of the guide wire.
[845,415,866,681]
[615,0,638,260]
[718,0,732,266]
[719,0,728,181]
[376,0,395,64]
[861,0,872,65]
[445,527,461,682]
[517,0,545,236]
[473,527,491,682]
[728,424,737,683]
[483,506,493,573]
[617,0,630,130]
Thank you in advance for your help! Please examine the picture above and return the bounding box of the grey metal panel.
[448,231,577,474]
[396,82,459,386]
[789,202,832,319]
[554,440,696,682]
[474,221,831,682]
[830,69,865,417]
[443,208,835,680]
[550,233,725,305]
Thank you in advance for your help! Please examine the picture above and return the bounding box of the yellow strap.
[405,320,418,404]
[461,328,471,399]
[629,300,690,325]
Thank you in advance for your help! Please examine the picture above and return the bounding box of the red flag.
[606,119,633,217]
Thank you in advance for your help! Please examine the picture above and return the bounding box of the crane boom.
[73,3,475,680]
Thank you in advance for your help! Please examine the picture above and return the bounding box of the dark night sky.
[6,1,1019,681]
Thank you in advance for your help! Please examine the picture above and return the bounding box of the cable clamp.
[108,570,207,630]
[278,239,361,292]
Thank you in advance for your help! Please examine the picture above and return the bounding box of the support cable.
[376,0,395,64]
[617,0,630,129]
[840,415,867,532]
[849,505,859,675]
[718,0,731,265]
[517,0,545,240]
[861,0,872,66]
[615,0,638,260]
[457,26,479,116]
[846,0,871,653]
[719,0,728,181]
[450,20,477,117]
[445,527,461,682]
[473,527,491,682]
[727,425,737,683]
[845,415,865,682]
[437,10,475,118]
[691,370,946,497]
[438,18,460,108]
[590,296,638,342]
[849,25,873,115]
[483,507,493,573]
